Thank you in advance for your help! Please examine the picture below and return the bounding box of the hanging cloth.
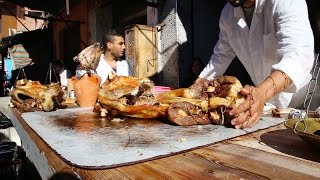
[8,44,34,70]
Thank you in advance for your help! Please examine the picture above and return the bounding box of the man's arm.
[271,0,314,93]
[229,0,314,129]
[197,6,236,81]
[229,70,292,129]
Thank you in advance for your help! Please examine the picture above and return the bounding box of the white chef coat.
[199,0,315,108]
[96,54,133,85]
[59,68,72,88]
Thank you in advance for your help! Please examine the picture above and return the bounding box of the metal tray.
[284,114,320,148]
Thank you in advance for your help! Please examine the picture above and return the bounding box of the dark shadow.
[49,172,80,180]
[17,154,42,180]
[260,128,320,163]
[307,0,320,52]
[0,133,10,141]
[62,24,81,75]
[224,57,254,86]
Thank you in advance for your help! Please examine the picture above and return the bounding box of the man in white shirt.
[96,29,133,85]
[194,0,315,128]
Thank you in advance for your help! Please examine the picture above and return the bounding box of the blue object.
[4,57,13,80]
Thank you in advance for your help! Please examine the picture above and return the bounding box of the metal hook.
[220,106,227,125]
[293,118,307,134]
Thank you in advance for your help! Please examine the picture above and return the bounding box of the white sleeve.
[199,9,236,81]
[272,0,314,93]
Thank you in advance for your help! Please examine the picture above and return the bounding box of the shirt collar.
[233,0,264,17]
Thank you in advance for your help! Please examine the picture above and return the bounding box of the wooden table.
[1,97,320,180]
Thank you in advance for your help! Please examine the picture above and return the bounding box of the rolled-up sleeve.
[272,0,314,93]
[199,9,236,81]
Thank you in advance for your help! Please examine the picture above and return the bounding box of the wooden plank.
[193,143,320,180]
[75,169,129,180]
[136,25,158,78]
[116,163,174,180]
[125,24,158,79]
[143,153,267,179]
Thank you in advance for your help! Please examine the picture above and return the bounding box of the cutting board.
[21,107,285,169]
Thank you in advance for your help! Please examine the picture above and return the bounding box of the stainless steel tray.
[284,52,320,147]
[285,111,320,148]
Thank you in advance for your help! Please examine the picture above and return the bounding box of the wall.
[157,0,179,88]
[88,4,113,44]
[16,8,45,32]
[0,4,17,40]
[53,0,89,73]
[157,1,226,88]
[53,0,89,57]
[0,5,46,39]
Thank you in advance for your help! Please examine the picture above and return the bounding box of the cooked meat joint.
[96,75,246,126]
[10,79,65,112]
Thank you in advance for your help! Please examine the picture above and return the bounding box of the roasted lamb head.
[73,42,103,70]
[97,75,168,118]
[10,79,65,112]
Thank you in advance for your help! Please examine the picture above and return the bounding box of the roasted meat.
[167,102,211,126]
[206,76,245,125]
[186,78,210,99]
[96,74,245,126]
[165,76,245,126]
[97,75,168,118]
[10,79,65,112]
[73,42,103,70]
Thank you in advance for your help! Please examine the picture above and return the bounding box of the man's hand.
[229,71,292,129]
[229,85,267,129]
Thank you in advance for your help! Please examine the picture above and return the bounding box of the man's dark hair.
[102,29,122,44]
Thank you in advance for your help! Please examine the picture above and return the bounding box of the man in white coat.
[96,29,133,84]
[194,0,315,128]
